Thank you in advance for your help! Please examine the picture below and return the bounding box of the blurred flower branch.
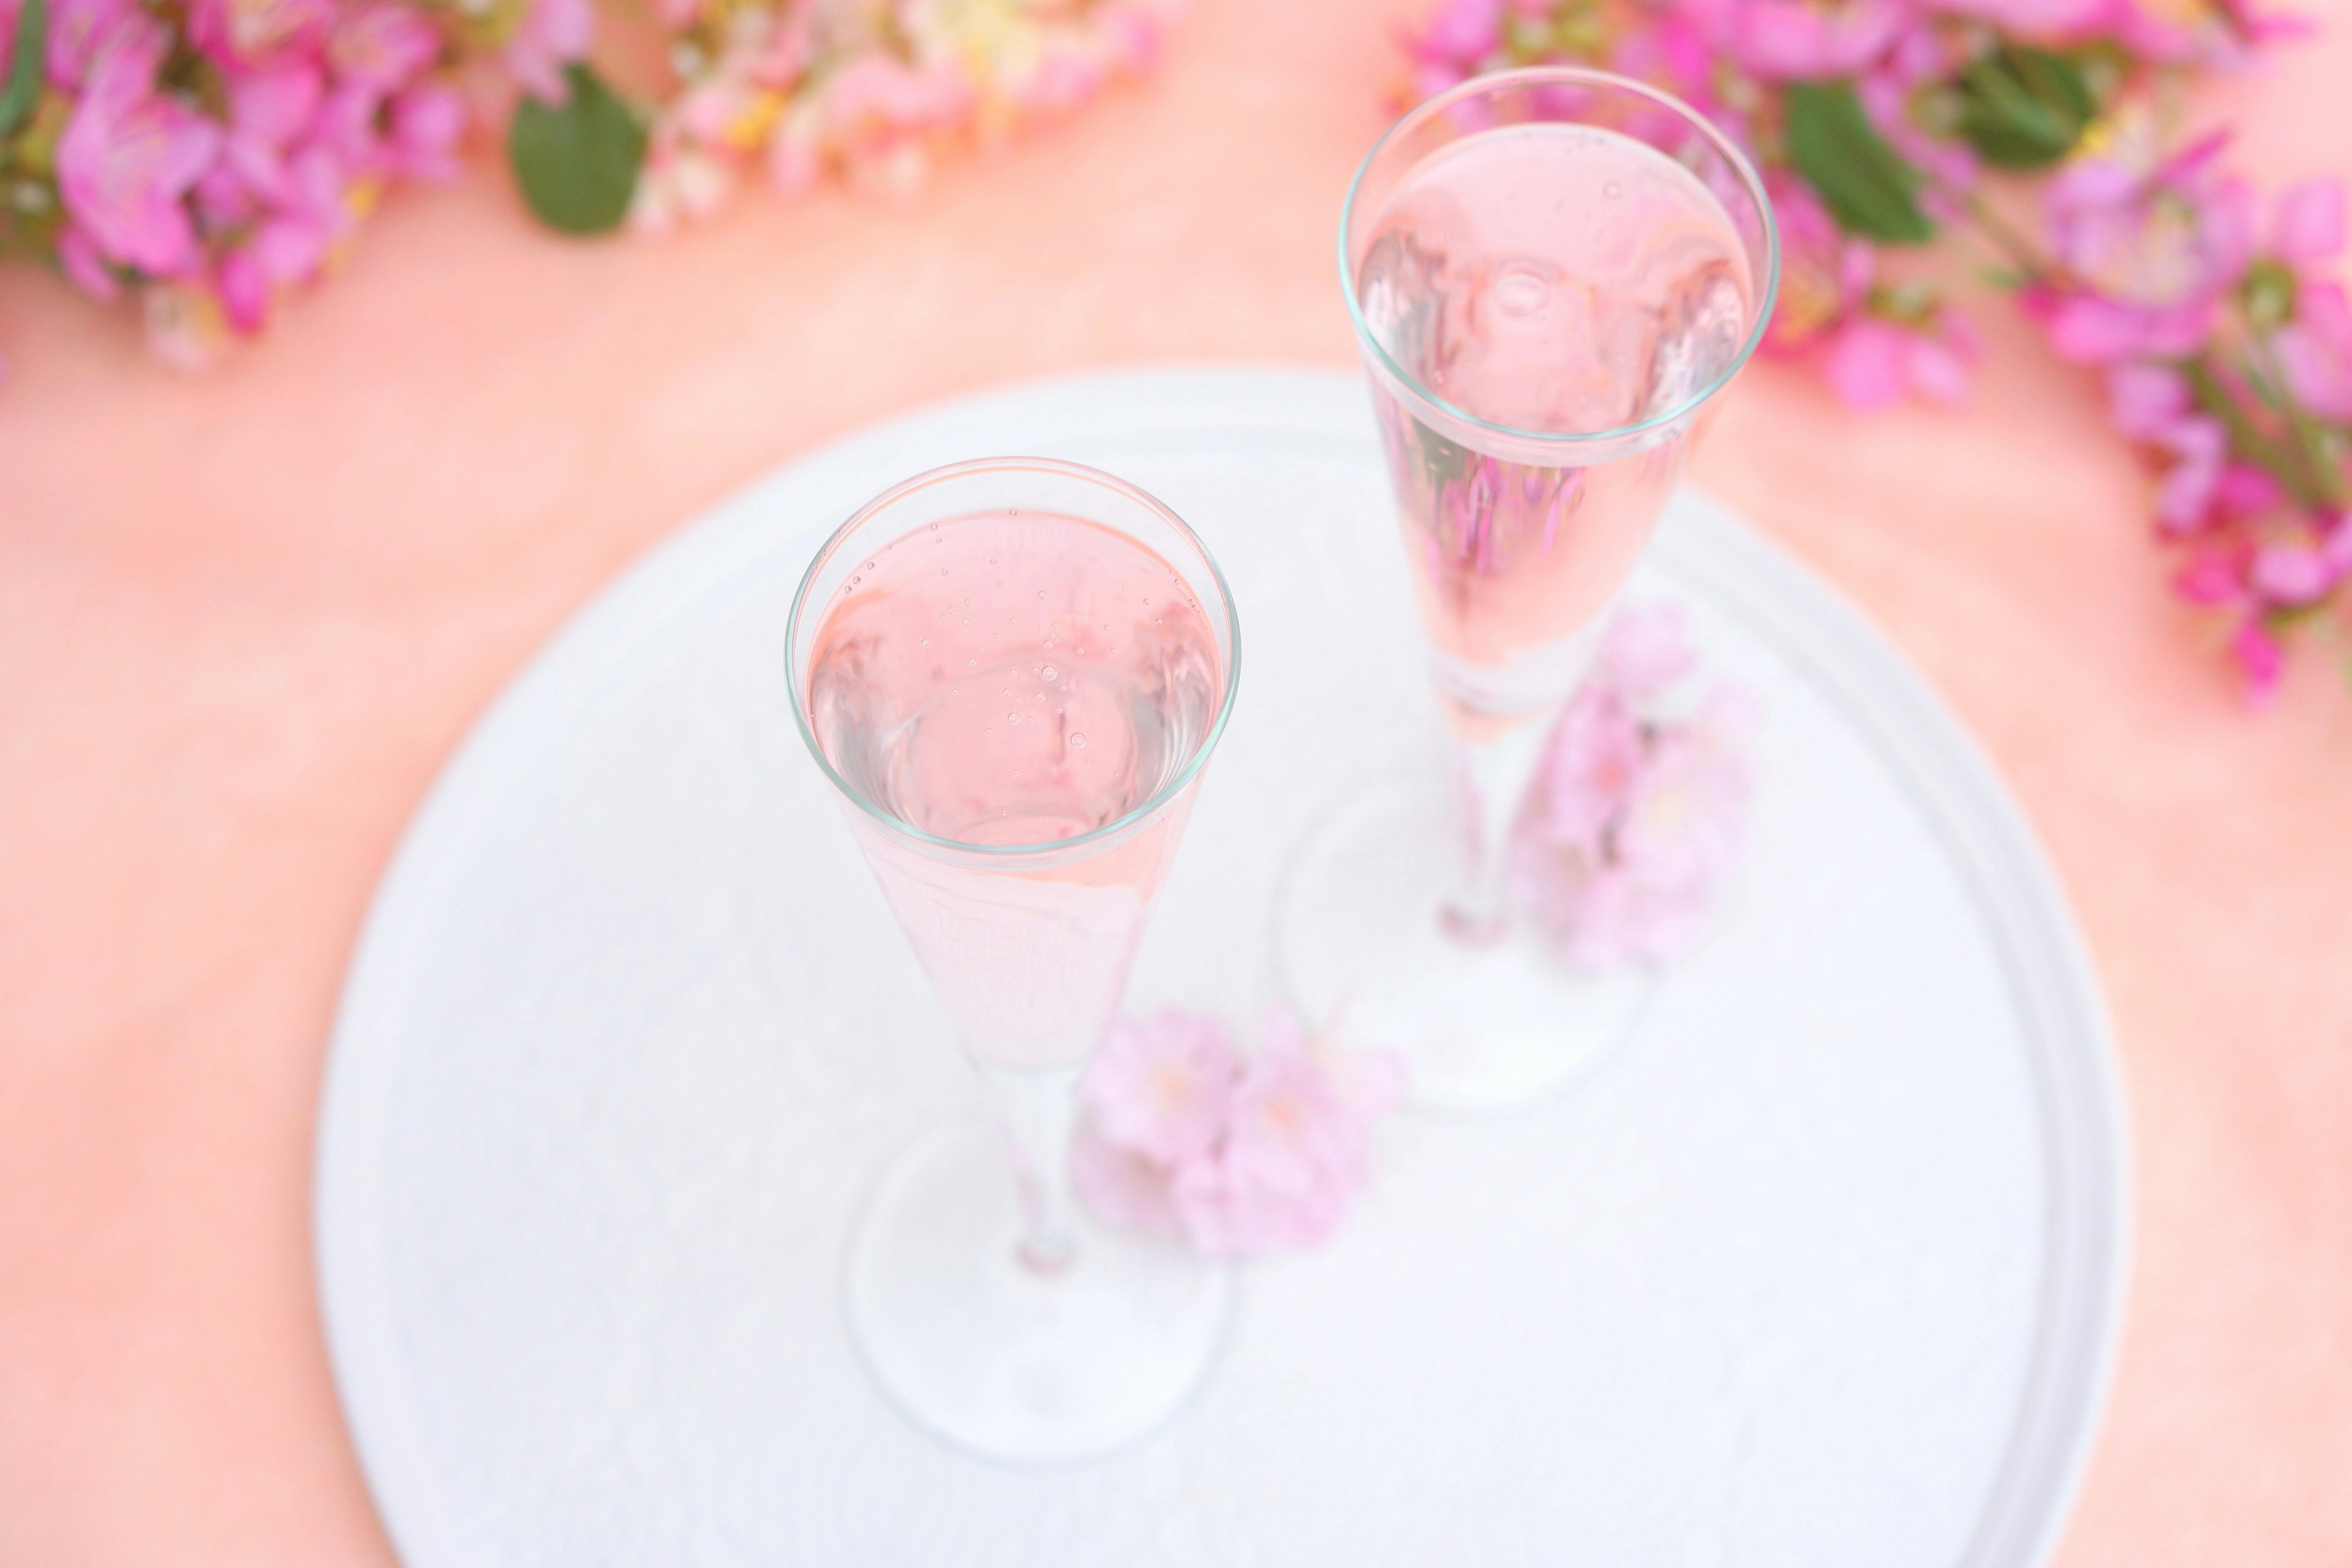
[1406,0,2351,698]
[0,0,1175,366]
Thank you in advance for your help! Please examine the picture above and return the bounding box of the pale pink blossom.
[1077,1009,1238,1169]
[56,19,224,277]
[2037,133,2253,364]
[503,0,592,105]
[1518,685,1646,851]
[1824,311,1980,410]
[1167,1016,1400,1258]
[1730,0,1905,80]
[1512,601,1758,970]
[2248,514,2352,605]
[1072,1009,1403,1259]
[388,82,466,181]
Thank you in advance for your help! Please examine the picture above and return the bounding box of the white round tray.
[315,368,2128,1568]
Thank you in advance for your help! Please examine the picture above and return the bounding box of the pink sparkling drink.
[804,508,1225,1071]
[1354,119,1757,733]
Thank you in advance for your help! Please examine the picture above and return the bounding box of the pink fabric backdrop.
[3,1,2350,1561]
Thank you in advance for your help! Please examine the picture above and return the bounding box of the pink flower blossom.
[1512,601,1758,969]
[1072,1009,1403,1260]
[1080,1009,1238,1167]
[1612,692,1755,889]
[214,244,270,331]
[2104,361,2230,529]
[2274,281,2352,422]
[503,0,592,106]
[329,2,442,95]
[1730,0,1905,80]
[219,60,323,206]
[1824,310,1980,410]
[388,82,466,181]
[56,19,224,277]
[826,51,974,140]
[1167,1016,1401,1257]
[2229,616,2284,701]
[1414,0,1504,63]
[186,0,336,68]
[2037,133,2253,364]
[45,0,136,88]
[2248,514,2352,605]
[1518,685,1646,851]
[2211,462,2285,521]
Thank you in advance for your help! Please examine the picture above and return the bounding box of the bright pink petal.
[2106,362,2190,437]
[55,224,120,301]
[2229,618,2284,702]
[2248,541,2337,605]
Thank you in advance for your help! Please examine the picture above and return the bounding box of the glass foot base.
[845,1119,1231,1463]
[1276,771,1653,1114]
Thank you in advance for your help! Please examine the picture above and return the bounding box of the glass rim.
[785,455,1244,861]
[1338,64,1782,451]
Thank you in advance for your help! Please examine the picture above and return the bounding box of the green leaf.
[1955,45,2094,170]
[1783,80,1934,245]
[0,0,50,143]
[507,63,646,236]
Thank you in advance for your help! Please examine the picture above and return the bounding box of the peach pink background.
[4,2,2351,1562]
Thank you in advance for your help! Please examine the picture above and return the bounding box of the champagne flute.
[1280,68,1777,1112]
[788,457,1241,1462]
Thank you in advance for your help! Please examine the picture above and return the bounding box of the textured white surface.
[315,368,2128,1568]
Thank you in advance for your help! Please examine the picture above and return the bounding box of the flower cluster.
[0,0,1177,366]
[0,0,587,366]
[1403,0,2351,698]
[1070,1008,1406,1258]
[1510,601,1759,967]
[630,0,1178,235]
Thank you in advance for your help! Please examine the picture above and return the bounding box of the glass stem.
[1443,718,1555,943]
[1439,615,1610,944]
[978,1060,1084,1275]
